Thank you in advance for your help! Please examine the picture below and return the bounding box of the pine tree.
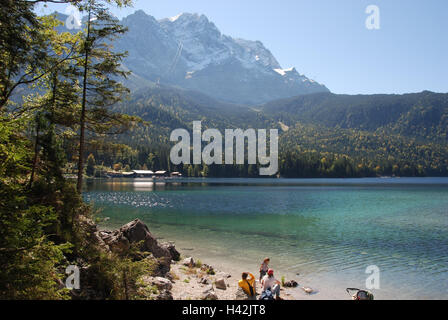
[74,0,137,193]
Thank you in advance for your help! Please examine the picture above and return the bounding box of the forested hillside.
[261,91,448,142]
[82,88,448,178]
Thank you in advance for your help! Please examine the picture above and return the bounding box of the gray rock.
[201,285,218,300]
[182,257,195,267]
[202,291,218,300]
[93,231,110,252]
[214,278,227,290]
[141,276,173,291]
[99,219,171,259]
[162,242,180,261]
[100,230,130,253]
[156,289,173,300]
[200,264,215,275]
[284,280,299,288]
[302,287,314,294]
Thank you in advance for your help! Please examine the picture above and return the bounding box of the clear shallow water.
[84,177,448,300]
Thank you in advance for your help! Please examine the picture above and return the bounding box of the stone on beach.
[141,276,173,291]
[200,264,215,275]
[201,285,218,300]
[284,280,299,288]
[302,287,314,294]
[214,278,227,290]
[156,290,174,300]
[182,257,195,267]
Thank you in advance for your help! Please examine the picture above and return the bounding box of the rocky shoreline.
[86,218,297,300]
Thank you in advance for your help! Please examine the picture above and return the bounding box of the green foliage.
[84,250,157,300]
[0,0,46,109]
[0,119,72,299]
[262,91,448,143]
[94,89,448,178]
[0,0,147,301]
[0,117,30,177]
[279,123,448,177]
[73,0,139,193]
[195,259,203,268]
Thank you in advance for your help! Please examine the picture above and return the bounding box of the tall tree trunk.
[76,8,92,194]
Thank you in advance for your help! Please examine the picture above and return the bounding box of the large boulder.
[99,219,171,259]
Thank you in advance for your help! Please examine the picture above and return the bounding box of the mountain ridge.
[112,10,329,104]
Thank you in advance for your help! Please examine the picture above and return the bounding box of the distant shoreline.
[82,175,448,180]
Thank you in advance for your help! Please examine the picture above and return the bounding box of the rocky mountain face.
[114,10,329,105]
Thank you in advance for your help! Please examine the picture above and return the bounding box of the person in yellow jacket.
[238,272,256,298]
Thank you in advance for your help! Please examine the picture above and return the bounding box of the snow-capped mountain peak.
[115,10,329,104]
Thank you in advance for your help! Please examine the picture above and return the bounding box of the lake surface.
[84,177,448,300]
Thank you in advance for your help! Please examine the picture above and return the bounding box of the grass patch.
[195,259,203,268]
[184,267,197,276]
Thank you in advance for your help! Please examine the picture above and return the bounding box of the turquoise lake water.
[84,177,448,300]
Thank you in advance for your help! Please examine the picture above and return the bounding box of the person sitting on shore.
[261,269,282,300]
[238,272,256,298]
[259,257,270,281]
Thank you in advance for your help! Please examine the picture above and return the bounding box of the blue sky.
[37,0,448,95]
